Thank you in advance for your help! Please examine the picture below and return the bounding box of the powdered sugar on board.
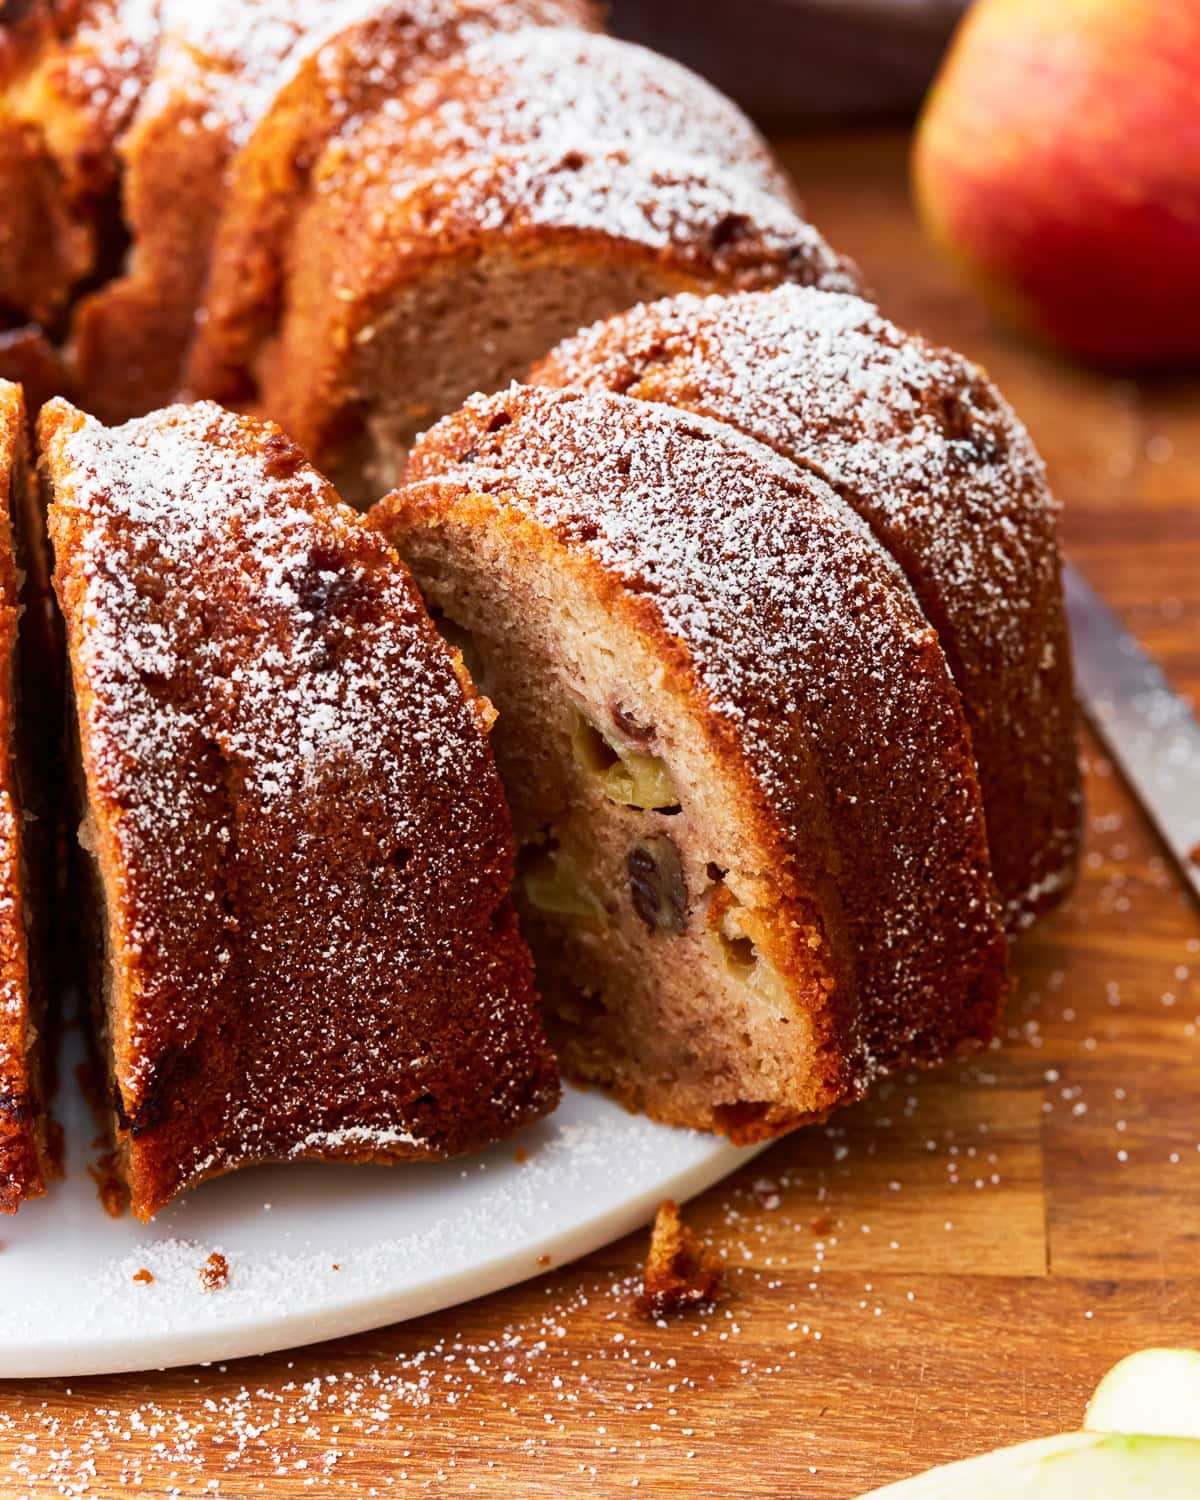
[0,1026,761,1378]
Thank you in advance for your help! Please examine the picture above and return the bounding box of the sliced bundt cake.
[253,147,857,502]
[373,385,1008,1140]
[0,381,56,1210]
[40,397,558,1219]
[532,287,1081,927]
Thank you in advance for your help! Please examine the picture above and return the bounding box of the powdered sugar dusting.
[370,147,853,288]
[319,28,792,203]
[534,285,1080,924]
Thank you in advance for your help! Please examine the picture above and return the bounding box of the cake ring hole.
[571,712,680,812]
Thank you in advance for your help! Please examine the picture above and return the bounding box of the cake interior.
[397,499,838,1140]
[308,247,692,504]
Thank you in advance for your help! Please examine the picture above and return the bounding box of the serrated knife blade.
[1064,561,1200,907]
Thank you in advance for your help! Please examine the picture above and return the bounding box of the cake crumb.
[88,1152,128,1219]
[131,1267,153,1285]
[810,1211,834,1235]
[537,1254,552,1267]
[637,1201,725,1318]
[198,1252,229,1292]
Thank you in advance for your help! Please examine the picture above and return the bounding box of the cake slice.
[0,380,57,1210]
[373,385,1008,1140]
[186,0,604,408]
[40,397,558,1220]
[255,146,857,503]
[532,286,1081,927]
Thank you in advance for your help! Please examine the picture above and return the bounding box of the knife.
[1064,561,1200,907]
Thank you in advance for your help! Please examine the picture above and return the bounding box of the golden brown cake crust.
[532,287,1082,927]
[389,385,1009,1108]
[0,379,47,1210]
[311,29,794,205]
[42,397,559,1220]
[186,0,604,405]
[256,145,859,475]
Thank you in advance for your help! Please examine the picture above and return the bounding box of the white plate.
[0,1033,761,1378]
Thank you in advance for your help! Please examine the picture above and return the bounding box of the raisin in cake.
[40,397,558,1218]
[372,385,1008,1140]
[532,286,1081,926]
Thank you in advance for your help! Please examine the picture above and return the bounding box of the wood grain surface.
[3,128,1199,1499]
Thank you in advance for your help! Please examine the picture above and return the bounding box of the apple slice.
[1086,1348,1200,1440]
[858,1430,1200,1497]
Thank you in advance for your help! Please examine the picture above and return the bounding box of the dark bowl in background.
[609,0,969,123]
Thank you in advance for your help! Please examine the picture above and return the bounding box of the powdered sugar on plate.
[0,1020,761,1378]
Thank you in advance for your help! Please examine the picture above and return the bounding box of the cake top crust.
[314,29,792,202]
[397,384,1006,1082]
[317,147,857,300]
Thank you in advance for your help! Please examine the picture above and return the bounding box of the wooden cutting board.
[1,128,1198,1498]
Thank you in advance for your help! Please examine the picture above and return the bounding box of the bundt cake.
[372,384,1009,1140]
[40,396,558,1220]
[0,380,56,1210]
[531,286,1082,927]
[0,0,1080,1213]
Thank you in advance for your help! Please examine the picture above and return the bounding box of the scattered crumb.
[637,1201,725,1318]
[514,1147,528,1164]
[131,1268,153,1285]
[537,1254,552,1267]
[810,1211,834,1235]
[331,1263,341,1272]
[198,1252,229,1292]
[87,1152,128,1219]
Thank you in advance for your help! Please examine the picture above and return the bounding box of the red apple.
[912,0,1200,365]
